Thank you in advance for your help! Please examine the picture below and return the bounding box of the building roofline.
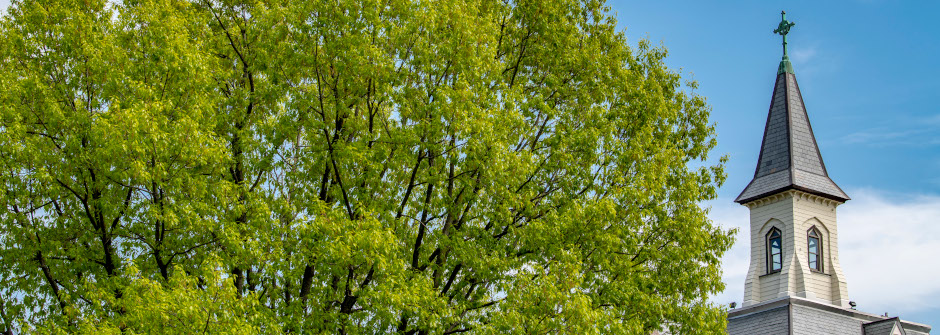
[735,184,849,205]
[726,297,932,333]
[863,316,901,326]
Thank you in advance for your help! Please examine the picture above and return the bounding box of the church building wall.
[744,195,793,305]
[742,190,849,307]
[790,191,849,307]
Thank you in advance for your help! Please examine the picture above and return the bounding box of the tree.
[0,0,734,333]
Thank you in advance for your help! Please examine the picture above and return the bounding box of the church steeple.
[730,14,933,334]
[735,14,849,204]
[735,12,851,310]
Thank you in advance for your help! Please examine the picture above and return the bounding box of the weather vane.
[774,11,796,58]
[774,11,796,74]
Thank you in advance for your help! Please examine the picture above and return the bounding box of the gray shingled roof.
[863,317,904,335]
[735,72,850,204]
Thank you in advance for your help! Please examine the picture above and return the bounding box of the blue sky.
[608,0,940,196]
[2,0,937,329]
[606,0,940,328]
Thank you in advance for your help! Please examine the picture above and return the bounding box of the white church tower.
[727,12,931,335]
[734,11,851,308]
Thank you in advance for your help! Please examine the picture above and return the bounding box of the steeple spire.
[735,12,848,204]
[774,11,796,75]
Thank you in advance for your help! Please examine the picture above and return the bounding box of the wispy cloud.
[925,114,940,125]
[707,201,749,308]
[840,115,940,147]
[791,46,818,65]
[841,129,928,144]
[786,43,842,79]
[839,189,940,315]
[709,188,940,322]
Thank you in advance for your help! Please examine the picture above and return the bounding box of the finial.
[773,11,796,75]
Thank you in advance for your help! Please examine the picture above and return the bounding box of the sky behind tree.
[2,0,937,329]
[607,0,940,327]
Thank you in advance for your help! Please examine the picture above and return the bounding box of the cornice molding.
[743,189,843,209]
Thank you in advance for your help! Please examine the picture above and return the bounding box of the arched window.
[766,228,782,273]
[807,227,822,272]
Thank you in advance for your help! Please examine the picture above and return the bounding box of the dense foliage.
[0,0,733,333]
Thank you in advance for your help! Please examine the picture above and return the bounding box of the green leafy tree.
[0,0,734,333]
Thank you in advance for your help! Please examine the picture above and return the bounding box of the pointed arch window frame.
[807,226,822,272]
[766,227,783,274]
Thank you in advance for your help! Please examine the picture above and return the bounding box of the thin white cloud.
[791,46,818,65]
[840,128,926,145]
[709,188,940,318]
[926,114,940,126]
[840,189,940,314]
[707,200,750,307]
[840,116,940,147]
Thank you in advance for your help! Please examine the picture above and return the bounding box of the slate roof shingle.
[735,72,850,204]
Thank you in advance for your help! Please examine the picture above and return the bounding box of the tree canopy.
[0,0,734,333]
